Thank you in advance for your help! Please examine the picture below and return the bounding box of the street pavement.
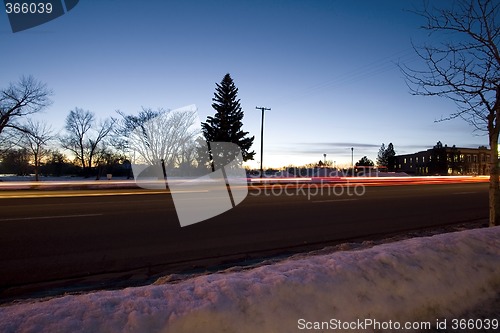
[0,181,488,300]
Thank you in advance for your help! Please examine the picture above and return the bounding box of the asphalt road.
[0,181,488,299]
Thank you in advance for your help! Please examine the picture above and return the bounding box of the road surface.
[0,180,488,300]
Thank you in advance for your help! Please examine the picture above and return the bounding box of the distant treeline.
[0,148,131,179]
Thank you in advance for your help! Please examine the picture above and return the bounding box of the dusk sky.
[0,0,489,168]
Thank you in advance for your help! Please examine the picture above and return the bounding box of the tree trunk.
[489,132,500,227]
[34,160,39,181]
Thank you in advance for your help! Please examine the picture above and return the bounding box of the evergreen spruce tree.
[376,143,387,166]
[385,142,396,169]
[376,142,396,168]
[201,73,255,161]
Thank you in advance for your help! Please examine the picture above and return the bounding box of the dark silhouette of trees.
[356,156,375,167]
[401,0,500,226]
[113,108,162,157]
[114,106,199,172]
[386,143,396,170]
[0,76,52,137]
[376,143,387,166]
[202,73,255,162]
[16,120,54,181]
[0,148,31,175]
[94,149,126,179]
[377,143,397,169]
[41,150,79,177]
[60,108,115,177]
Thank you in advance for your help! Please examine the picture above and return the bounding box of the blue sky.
[0,0,488,168]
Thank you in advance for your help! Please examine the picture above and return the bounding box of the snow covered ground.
[1,226,500,333]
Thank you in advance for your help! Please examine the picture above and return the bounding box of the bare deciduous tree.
[0,76,52,137]
[60,108,116,177]
[93,148,125,180]
[116,106,200,172]
[17,120,54,181]
[401,0,500,226]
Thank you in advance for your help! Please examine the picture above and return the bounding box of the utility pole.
[351,147,354,176]
[256,106,271,178]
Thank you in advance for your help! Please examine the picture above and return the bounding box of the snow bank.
[1,227,500,333]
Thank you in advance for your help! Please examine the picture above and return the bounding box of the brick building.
[390,143,491,175]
